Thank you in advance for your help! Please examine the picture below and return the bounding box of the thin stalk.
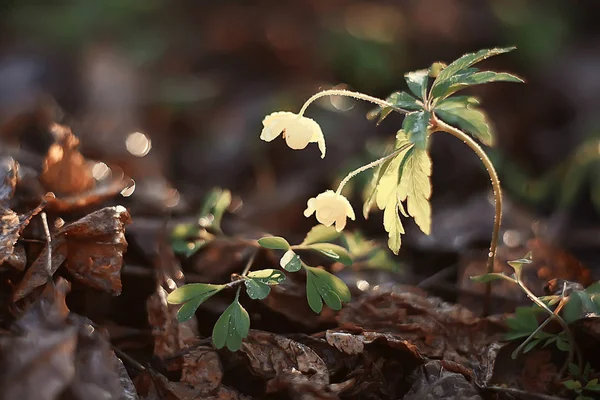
[298,89,408,117]
[517,279,577,378]
[432,116,502,316]
[335,143,412,195]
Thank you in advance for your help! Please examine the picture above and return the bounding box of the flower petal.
[284,118,313,150]
[304,198,316,217]
[260,112,294,142]
[334,214,347,232]
[308,120,326,158]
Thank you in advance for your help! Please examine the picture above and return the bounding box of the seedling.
[171,47,524,350]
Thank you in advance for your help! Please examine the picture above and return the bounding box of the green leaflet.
[301,224,341,245]
[366,91,422,125]
[398,146,432,235]
[167,283,226,322]
[405,69,429,100]
[435,97,495,147]
[431,70,523,101]
[257,236,290,250]
[304,266,351,313]
[212,299,250,351]
[432,47,516,90]
[304,243,353,266]
[402,110,431,150]
[244,269,286,300]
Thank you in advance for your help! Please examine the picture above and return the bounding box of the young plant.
[261,47,522,312]
[171,47,524,350]
[564,362,600,400]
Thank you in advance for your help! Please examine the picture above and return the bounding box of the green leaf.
[246,269,286,285]
[168,283,226,322]
[305,243,353,266]
[585,282,600,294]
[167,283,225,304]
[435,97,495,147]
[402,110,431,150]
[199,188,224,219]
[507,252,533,277]
[398,146,432,235]
[505,306,539,340]
[432,47,516,92]
[405,69,429,100]
[434,70,523,101]
[258,236,290,250]
[301,225,341,245]
[366,91,421,125]
[383,194,404,255]
[564,380,582,390]
[585,379,600,391]
[364,148,398,219]
[556,331,571,352]
[470,273,513,283]
[212,189,232,229]
[244,269,286,300]
[244,279,271,300]
[212,299,250,351]
[523,338,541,353]
[305,266,351,313]
[280,250,302,272]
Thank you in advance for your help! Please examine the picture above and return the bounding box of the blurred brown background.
[1,0,600,270]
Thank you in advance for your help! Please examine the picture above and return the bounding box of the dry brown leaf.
[403,360,482,400]
[0,156,18,206]
[13,206,131,301]
[336,288,505,374]
[240,330,330,388]
[0,204,43,267]
[181,347,223,392]
[41,123,95,196]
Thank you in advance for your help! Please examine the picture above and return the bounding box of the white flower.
[304,190,355,232]
[260,112,326,158]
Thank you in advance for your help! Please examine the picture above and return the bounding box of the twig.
[483,385,568,400]
[40,212,53,280]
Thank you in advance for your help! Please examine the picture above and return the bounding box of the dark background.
[1,0,600,271]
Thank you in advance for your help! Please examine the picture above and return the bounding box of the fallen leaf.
[0,156,18,206]
[403,360,482,400]
[40,123,95,196]
[1,204,44,267]
[181,347,222,392]
[13,206,131,301]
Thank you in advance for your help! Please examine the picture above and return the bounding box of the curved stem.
[298,89,405,116]
[336,143,412,195]
[432,116,502,316]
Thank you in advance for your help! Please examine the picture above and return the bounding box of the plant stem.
[298,89,407,117]
[240,249,258,277]
[516,279,576,377]
[432,116,502,316]
[335,143,412,195]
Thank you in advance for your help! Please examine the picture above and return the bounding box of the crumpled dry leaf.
[13,206,131,301]
[41,123,95,196]
[239,330,330,388]
[403,360,482,400]
[0,204,43,267]
[0,156,18,206]
[181,347,222,392]
[134,369,248,400]
[336,288,505,376]
[1,278,132,400]
[147,238,198,362]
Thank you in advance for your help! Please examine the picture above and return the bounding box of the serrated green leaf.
[212,299,250,351]
[562,291,596,324]
[167,283,225,304]
[402,110,431,150]
[470,273,513,283]
[585,282,600,294]
[383,194,404,255]
[305,266,351,313]
[301,225,341,245]
[306,243,353,266]
[280,250,302,272]
[505,306,539,336]
[435,97,495,147]
[405,69,429,100]
[364,149,397,219]
[398,147,432,235]
[432,70,523,101]
[258,236,290,250]
[432,47,516,92]
[367,91,422,125]
[375,136,412,210]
